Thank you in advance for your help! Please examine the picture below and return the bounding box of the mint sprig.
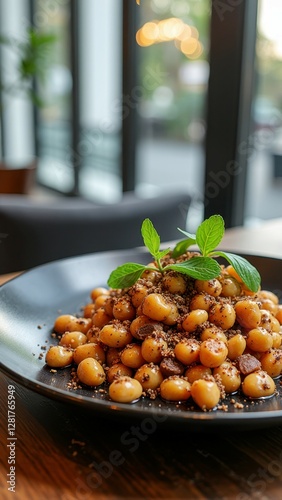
[107,216,261,292]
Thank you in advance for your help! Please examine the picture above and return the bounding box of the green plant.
[0,27,56,108]
[107,215,261,292]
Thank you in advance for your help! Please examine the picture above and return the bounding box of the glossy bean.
[191,379,221,410]
[160,376,191,401]
[45,345,73,368]
[59,331,87,348]
[73,342,106,365]
[109,376,143,403]
[134,363,163,390]
[77,357,105,386]
[241,370,275,398]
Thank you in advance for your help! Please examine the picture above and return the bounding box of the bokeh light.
[136,17,204,60]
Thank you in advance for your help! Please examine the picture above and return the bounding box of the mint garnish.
[107,215,261,292]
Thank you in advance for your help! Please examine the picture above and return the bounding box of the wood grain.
[1,372,282,499]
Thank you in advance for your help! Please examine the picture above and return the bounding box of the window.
[244,0,282,225]
[135,0,210,229]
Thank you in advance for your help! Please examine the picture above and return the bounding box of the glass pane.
[33,0,74,193]
[245,0,282,225]
[0,0,35,165]
[136,0,210,230]
[78,0,122,203]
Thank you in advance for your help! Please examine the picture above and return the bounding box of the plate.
[1,249,282,431]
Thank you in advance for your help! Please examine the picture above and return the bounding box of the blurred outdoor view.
[245,0,282,225]
[2,0,282,227]
[135,0,209,227]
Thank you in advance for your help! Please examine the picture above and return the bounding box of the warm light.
[186,41,203,59]
[136,29,154,47]
[142,22,159,41]
[190,26,199,40]
[180,37,198,55]
[176,24,192,41]
[136,16,204,60]
[162,17,185,39]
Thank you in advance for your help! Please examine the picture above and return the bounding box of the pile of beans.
[45,254,282,411]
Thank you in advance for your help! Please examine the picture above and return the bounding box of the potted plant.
[0,28,56,194]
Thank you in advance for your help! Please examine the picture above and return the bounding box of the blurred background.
[0,0,282,231]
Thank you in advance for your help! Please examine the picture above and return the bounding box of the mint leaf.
[172,238,196,258]
[214,251,261,292]
[177,228,197,242]
[156,248,171,260]
[141,218,160,258]
[196,215,225,256]
[107,263,146,289]
[165,256,221,280]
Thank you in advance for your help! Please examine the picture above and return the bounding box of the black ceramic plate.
[1,249,282,430]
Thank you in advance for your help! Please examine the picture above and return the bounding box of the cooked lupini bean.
[260,349,282,378]
[200,326,228,345]
[134,363,163,390]
[142,293,175,323]
[195,279,222,297]
[59,331,87,348]
[90,287,109,301]
[99,323,132,348]
[92,308,113,328]
[213,361,241,393]
[162,272,186,294]
[185,365,212,384]
[258,290,279,304]
[107,363,133,383]
[199,339,228,368]
[241,370,275,398]
[109,376,143,403]
[45,345,74,368]
[160,376,191,401]
[234,300,261,329]
[227,334,246,361]
[120,343,145,369]
[174,338,200,365]
[141,335,168,364]
[73,342,105,365]
[220,276,241,297]
[113,297,136,321]
[77,358,105,386]
[189,293,212,312]
[246,327,273,352]
[208,303,236,330]
[259,309,280,333]
[182,309,208,333]
[54,315,91,334]
[191,379,221,410]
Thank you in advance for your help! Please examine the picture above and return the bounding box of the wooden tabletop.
[1,218,282,500]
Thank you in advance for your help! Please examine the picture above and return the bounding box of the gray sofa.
[0,191,191,273]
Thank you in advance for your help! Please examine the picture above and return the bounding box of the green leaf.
[214,251,261,292]
[177,227,197,241]
[165,256,221,280]
[141,219,160,258]
[107,263,146,289]
[196,215,225,256]
[156,248,171,260]
[172,238,196,258]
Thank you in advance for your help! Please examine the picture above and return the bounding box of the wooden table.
[1,218,282,500]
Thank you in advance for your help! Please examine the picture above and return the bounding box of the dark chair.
[0,191,191,273]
